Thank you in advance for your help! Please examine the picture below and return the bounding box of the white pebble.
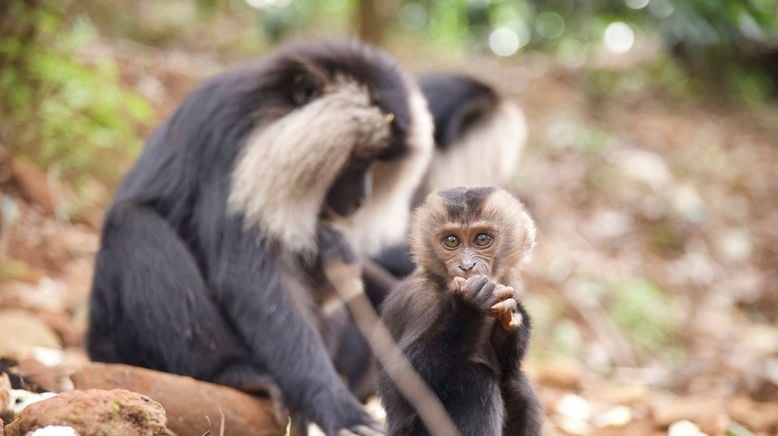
[28,426,80,436]
[668,420,708,436]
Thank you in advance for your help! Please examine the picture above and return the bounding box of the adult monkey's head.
[228,40,434,256]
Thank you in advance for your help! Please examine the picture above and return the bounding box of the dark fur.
[373,74,505,282]
[377,189,542,436]
[418,73,498,151]
[87,40,420,434]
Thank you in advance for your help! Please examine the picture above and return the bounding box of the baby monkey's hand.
[450,276,522,331]
[489,284,522,332]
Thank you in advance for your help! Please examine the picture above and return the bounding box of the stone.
[71,362,284,436]
[14,358,73,393]
[535,360,582,390]
[650,395,727,434]
[668,420,706,436]
[0,310,61,361]
[728,396,778,432]
[25,425,78,435]
[4,389,168,436]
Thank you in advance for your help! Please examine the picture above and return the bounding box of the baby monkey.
[378,187,542,436]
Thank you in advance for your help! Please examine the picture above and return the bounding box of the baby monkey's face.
[435,223,501,279]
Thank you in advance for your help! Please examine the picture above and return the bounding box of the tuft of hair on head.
[409,186,536,284]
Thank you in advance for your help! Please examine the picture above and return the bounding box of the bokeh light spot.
[489,27,520,57]
[625,0,650,10]
[604,22,635,54]
[648,0,674,19]
[245,0,291,9]
[557,38,587,69]
[399,3,427,30]
[535,12,565,39]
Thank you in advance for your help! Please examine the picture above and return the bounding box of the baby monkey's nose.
[458,262,476,272]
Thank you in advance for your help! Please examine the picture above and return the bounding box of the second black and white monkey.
[86,40,433,434]
[378,187,542,436]
[375,74,528,279]
[417,73,527,196]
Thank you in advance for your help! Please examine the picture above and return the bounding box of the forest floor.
[1,39,777,435]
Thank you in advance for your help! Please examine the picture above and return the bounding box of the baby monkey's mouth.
[451,270,476,280]
[449,264,492,280]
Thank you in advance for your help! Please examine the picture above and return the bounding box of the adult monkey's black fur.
[87,40,433,434]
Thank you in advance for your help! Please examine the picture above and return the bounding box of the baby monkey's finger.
[449,276,466,293]
[475,279,497,304]
[489,299,522,331]
[491,285,515,305]
[462,275,489,290]
[489,298,517,316]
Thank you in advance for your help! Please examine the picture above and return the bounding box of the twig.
[324,260,459,436]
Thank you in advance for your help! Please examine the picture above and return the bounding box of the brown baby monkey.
[377,186,542,436]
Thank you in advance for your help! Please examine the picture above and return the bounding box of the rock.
[588,382,648,406]
[556,393,591,422]
[668,420,707,436]
[650,395,727,434]
[592,405,633,428]
[0,310,61,360]
[71,362,284,436]
[586,209,632,239]
[34,312,86,349]
[728,396,778,432]
[8,391,57,416]
[671,184,705,223]
[715,228,752,261]
[14,358,73,393]
[592,421,661,436]
[554,393,592,435]
[4,389,168,436]
[612,147,672,190]
[28,426,78,436]
[535,360,583,390]
[0,280,66,314]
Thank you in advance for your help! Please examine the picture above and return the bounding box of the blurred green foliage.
[524,275,683,367]
[0,0,153,200]
[1,0,775,212]
[245,0,778,99]
[605,278,680,356]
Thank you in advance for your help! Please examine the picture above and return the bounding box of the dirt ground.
[1,40,777,435]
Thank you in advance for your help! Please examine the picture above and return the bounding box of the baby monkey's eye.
[474,233,493,247]
[442,235,460,249]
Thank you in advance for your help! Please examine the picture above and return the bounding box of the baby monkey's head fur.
[410,187,536,286]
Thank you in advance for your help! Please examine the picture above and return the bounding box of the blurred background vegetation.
[2,0,777,214]
[1,1,777,433]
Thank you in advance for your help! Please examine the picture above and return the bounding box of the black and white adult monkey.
[86,40,433,434]
[374,73,528,279]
